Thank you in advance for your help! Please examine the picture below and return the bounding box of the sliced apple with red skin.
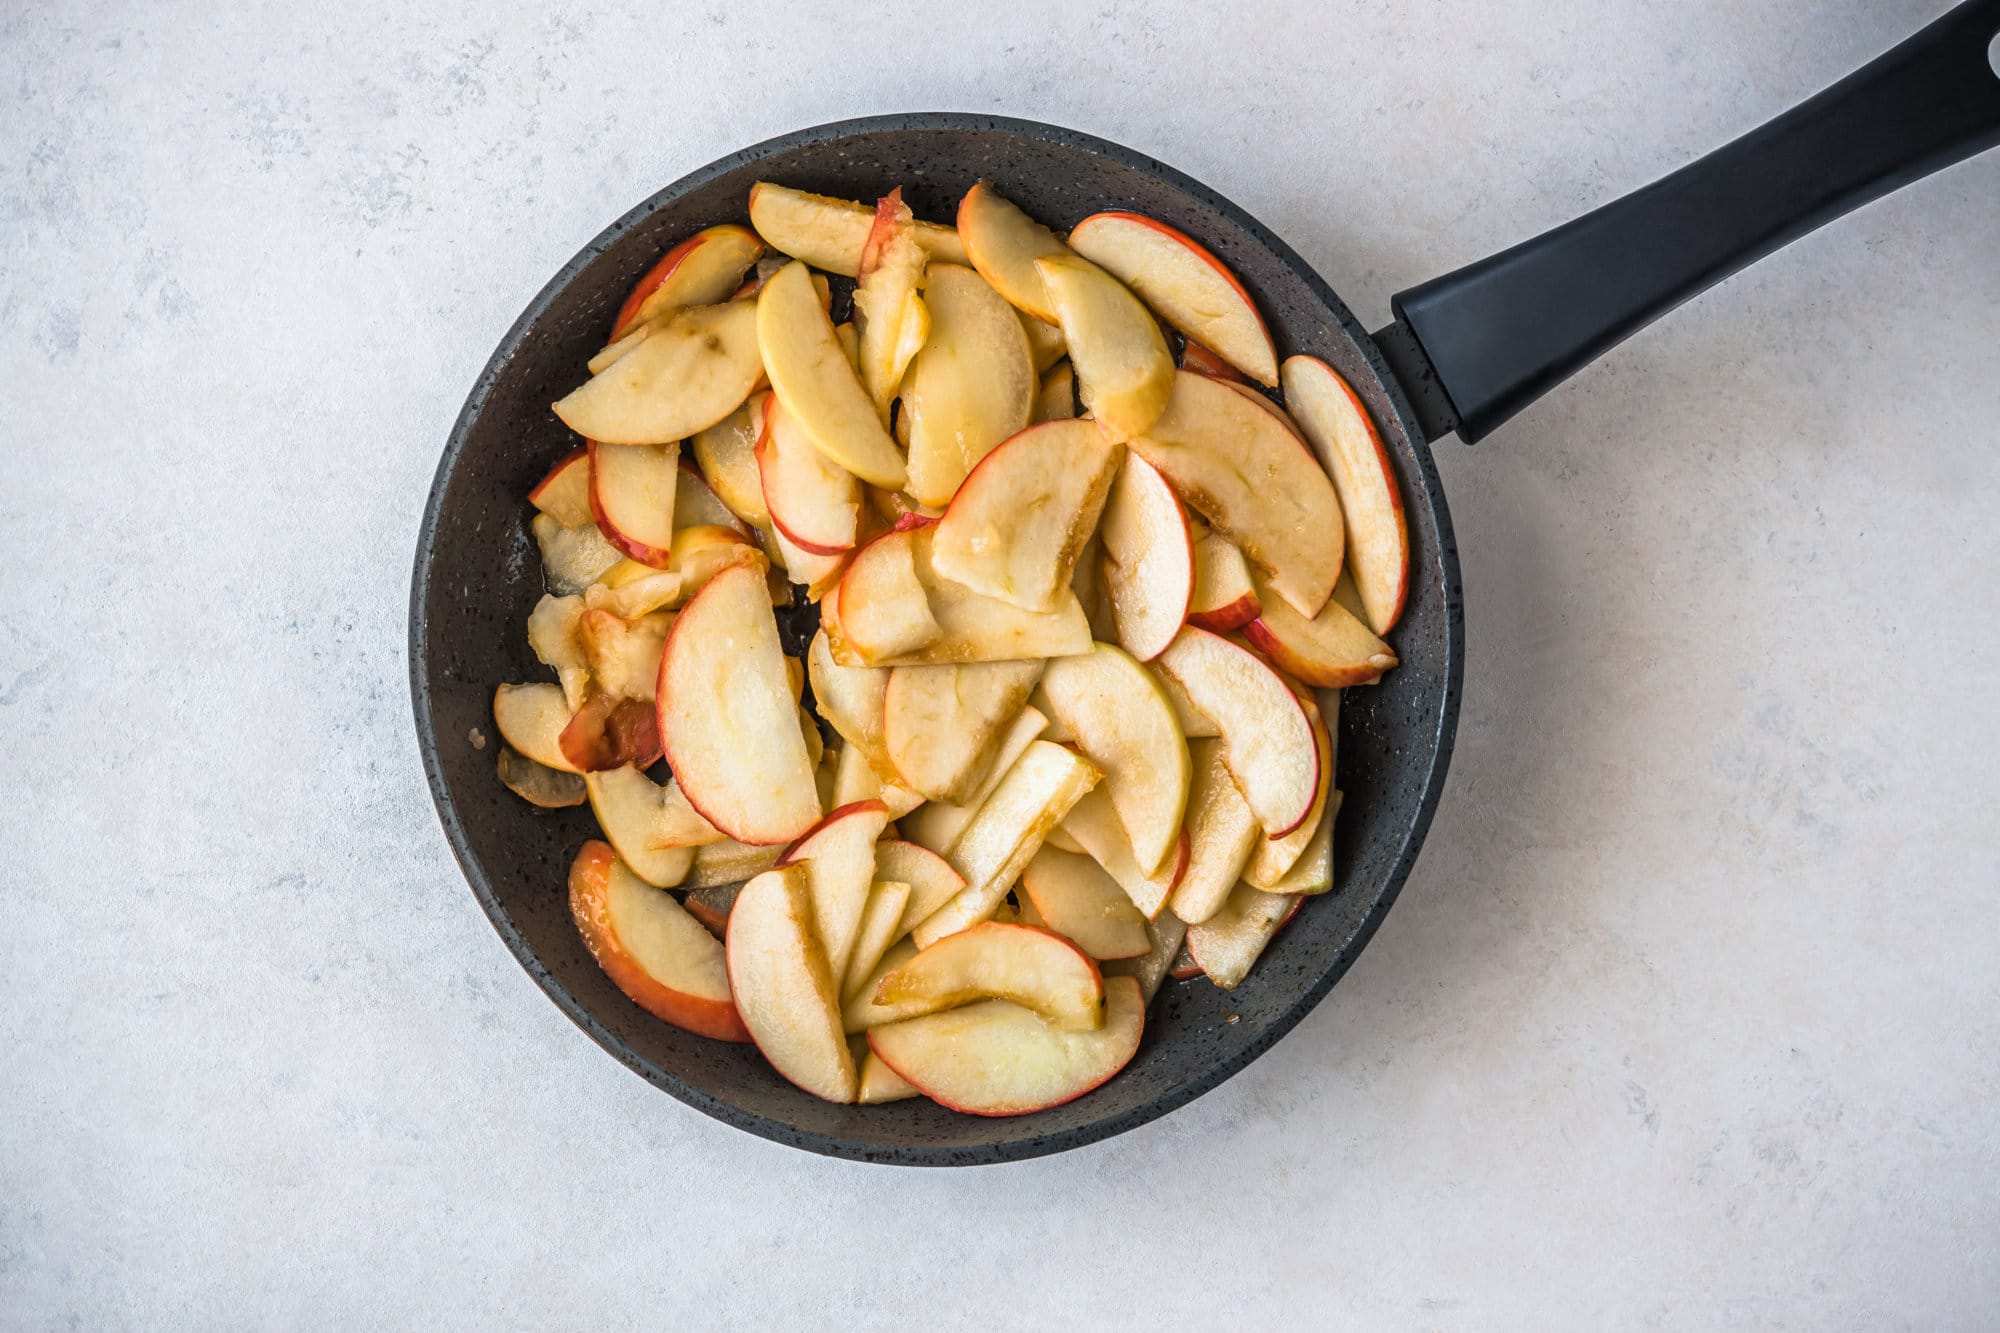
[871,921,1104,1031]
[840,879,914,1002]
[581,764,693,887]
[883,659,1044,802]
[1035,253,1175,443]
[1130,369,1345,617]
[1244,691,1333,885]
[842,937,918,1033]
[1186,882,1301,989]
[806,626,888,758]
[493,682,580,773]
[586,527,767,620]
[897,704,1047,857]
[1103,910,1188,1003]
[644,773,726,851]
[914,741,1100,947]
[556,301,762,445]
[1145,658,1219,739]
[1154,627,1319,837]
[1259,787,1339,896]
[656,563,821,844]
[868,973,1144,1117]
[1281,355,1410,634]
[575,607,672,701]
[853,190,930,416]
[1178,337,1246,384]
[531,512,622,596]
[691,398,769,528]
[586,440,679,568]
[726,865,856,1102]
[747,182,965,277]
[757,260,906,489]
[1033,360,1077,423]
[558,691,662,773]
[570,841,749,1041]
[834,524,1091,667]
[829,527,941,662]
[869,839,966,937]
[776,800,892,983]
[496,746,586,808]
[1020,845,1151,961]
[930,419,1122,612]
[1240,574,1398,687]
[683,882,740,938]
[756,392,859,556]
[856,1048,920,1103]
[611,223,766,339]
[956,181,1074,324]
[528,448,593,527]
[673,463,752,538]
[1058,784,1189,919]
[1037,643,1190,875]
[768,524,851,600]
[901,264,1035,507]
[1096,452,1194,663]
[1188,533,1260,633]
[1067,211,1278,386]
[687,838,784,888]
[1168,737,1262,924]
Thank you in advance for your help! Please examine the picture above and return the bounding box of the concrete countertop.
[5,1,1996,1326]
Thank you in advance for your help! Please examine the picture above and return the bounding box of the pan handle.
[1375,0,2000,444]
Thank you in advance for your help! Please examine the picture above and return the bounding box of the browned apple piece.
[1098,452,1193,662]
[957,181,1074,323]
[1036,253,1175,442]
[556,302,763,445]
[1281,354,1411,635]
[1185,882,1301,989]
[883,660,1044,802]
[1019,845,1151,961]
[495,745,586,809]
[570,841,749,1041]
[726,865,857,1102]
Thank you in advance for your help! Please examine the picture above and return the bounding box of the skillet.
[411,3,2000,1163]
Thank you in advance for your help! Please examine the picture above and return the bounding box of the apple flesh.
[867,974,1145,1117]
[930,418,1122,612]
[747,181,965,276]
[555,301,762,445]
[956,181,1074,324]
[756,260,905,488]
[1178,338,1246,384]
[655,563,822,845]
[581,764,695,887]
[856,1048,921,1103]
[775,799,892,984]
[1057,784,1189,919]
[1154,627,1319,837]
[569,841,749,1041]
[1244,692,1333,885]
[1129,369,1346,617]
[1098,452,1194,662]
[1168,738,1262,924]
[558,691,662,773]
[527,448,593,527]
[1035,253,1175,442]
[870,839,967,937]
[871,921,1105,1030]
[644,772,726,851]
[526,593,590,709]
[756,393,860,556]
[496,746,586,809]
[531,512,622,596]
[1019,312,1068,374]
[726,865,857,1102]
[901,264,1036,507]
[1103,910,1188,1004]
[611,223,766,339]
[853,189,930,416]
[1033,360,1077,422]
[575,607,672,702]
[1185,883,1301,989]
[691,399,770,528]
[585,526,767,620]
[1240,575,1398,687]
[912,740,1101,947]
[1280,354,1410,635]
[1187,533,1260,633]
[492,682,581,773]
[841,879,914,1001]
[1067,211,1278,387]
[1036,642,1190,876]
[1019,845,1151,961]
[896,704,1047,857]
[883,659,1043,802]
[673,463,752,538]
[687,838,783,888]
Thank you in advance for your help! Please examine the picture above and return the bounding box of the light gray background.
[5,1,1997,1327]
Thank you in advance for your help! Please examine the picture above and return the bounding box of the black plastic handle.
[1376,1,2000,444]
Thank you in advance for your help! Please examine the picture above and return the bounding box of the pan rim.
[409,111,1464,1164]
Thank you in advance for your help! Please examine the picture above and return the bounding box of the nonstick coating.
[411,114,1465,1164]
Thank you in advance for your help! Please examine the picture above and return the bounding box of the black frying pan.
[411,5,2000,1164]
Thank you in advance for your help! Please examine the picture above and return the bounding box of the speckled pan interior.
[411,114,1464,1164]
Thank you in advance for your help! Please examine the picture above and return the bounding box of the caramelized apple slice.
[1019,845,1151,961]
[555,302,763,445]
[611,223,765,339]
[527,448,592,527]
[569,842,749,1041]
[726,865,857,1102]
[883,660,1044,802]
[1037,643,1190,875]
[1185,882,1301,989]
[1154,627,1319,837]
[1169,738,1261,924]
[902,264,1036,507]
[871,921,1105,1030]
[495,746,586,809]
[1036,254,1175,442]
[957,181,1073,324]
[1281,354,1409,634]
[757,260,906,488]
[1098,452,1194,662]
[748,181,964,276]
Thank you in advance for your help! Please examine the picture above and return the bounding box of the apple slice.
[1130,370,1345,616]
[496,746,586,808]
[531,513,622,596]
[1147,657,1219,739]
[1185,883,1301,989]
[956,181,1073,324]
[757,260,906,489]
[1058,785,1189,919]
[807,626,888,754]
[768,524,850,600]
[1281,355,1410,634]
[612,223,765,339]
[775,800,892,983]
[582,765,694,887]
[555,302,762,445]
[930,419,1122,612]
[1188,534,1260,633]
[585,440,679,568]
[856,1048,920,1104]
[896,705,1047,856]
[691,398,770,527]
[1098,452,1194,662]
[912,741,1100,947]
[1240,576,1398,687]
[872,839,967,936]
[586,527,767,620]
[829,528,942,663]
[1155,627,1319,837]
[901,264,1035,507]
[644,773,726,851]
[656,564,821,844]
[575,607,672,701]
[1260,787,1339,895]
[842,938,918,1033]
[687,838,784,888]
[1019,845,1150,961]
[868,974,1144,1117]
[834,524,1091,667]
[841,880,914,1002]
[1178,338,1247,383]
[871,921,1104,1030]
[883,660,1044,802]
[683,883,740,937]
[1037,643,1190,875]
[673,464,752,537]
[747,181,964,276]
[558,691,662,773]
[569,842,748,1041]
[1034,254,1175,442]
[1067,211,1278,386]
[726,865,856,1102]
[1103,910,1188,1004]
[1168,738,1261,923]
[1019,311,1068,374]
[526,593,590,709]
[853,190,931,416]
[1243,693,1333,885]
[492,682,580,773]
[528,448,593,527]
[756,393,859,556]
[1033,360,1077,423]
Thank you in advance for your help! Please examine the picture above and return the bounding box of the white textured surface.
[5,0,1998,1326]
